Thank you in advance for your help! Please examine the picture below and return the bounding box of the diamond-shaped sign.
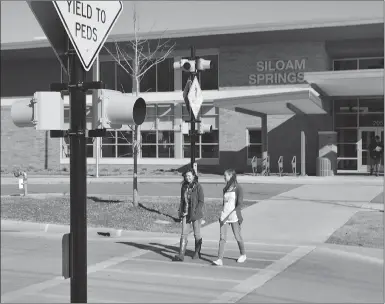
[187,76,204,120]
[183,79,192,117]
[52,1,123,71]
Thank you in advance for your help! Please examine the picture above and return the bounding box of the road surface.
[1,229,383,303]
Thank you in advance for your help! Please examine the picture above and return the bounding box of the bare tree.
[104,3,175,207]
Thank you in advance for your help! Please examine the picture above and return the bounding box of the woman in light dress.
[213,169,246,266]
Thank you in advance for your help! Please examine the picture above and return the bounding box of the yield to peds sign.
[53,1,123,71]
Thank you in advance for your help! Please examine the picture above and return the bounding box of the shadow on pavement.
[149,242,214,264]
[138,203,180,223]
[117,241,214,264]
[88,196,123,203]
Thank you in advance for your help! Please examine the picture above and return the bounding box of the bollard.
[291,156,297,176]
[262,152,268,176]
[278,156,284,177]
[14,171,28,196]
[251,156,258,176]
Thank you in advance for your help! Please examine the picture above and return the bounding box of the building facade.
[1,2,384,175]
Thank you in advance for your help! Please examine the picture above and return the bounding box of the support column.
[301,131,306,176]
[174,103,183,159]
[261,114,268,176]
[92,56,100,178]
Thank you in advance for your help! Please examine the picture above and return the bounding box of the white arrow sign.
[53,1,123,71]
[187,76,204,120]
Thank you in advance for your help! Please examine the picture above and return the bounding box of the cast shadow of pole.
[138,203,180,223]
[116,241,215,264]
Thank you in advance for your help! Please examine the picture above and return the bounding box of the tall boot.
[173,237,188,262]
[192,238,202,259]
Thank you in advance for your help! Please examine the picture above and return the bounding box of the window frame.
[182,102,219,159]
[246,128,263,160]
[332,56,384,71]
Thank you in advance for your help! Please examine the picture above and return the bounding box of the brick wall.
[1,40,333,175]
[217,41,332,174]
[1,107,60,172]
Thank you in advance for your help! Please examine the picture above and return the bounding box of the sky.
[1,1,383,47]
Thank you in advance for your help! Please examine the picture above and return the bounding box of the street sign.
[183,79,192,116]
[52,1,123,71]
[187,76,204,120]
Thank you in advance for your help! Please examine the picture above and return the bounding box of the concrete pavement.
[1,182,383,303]
[200,183,384,244]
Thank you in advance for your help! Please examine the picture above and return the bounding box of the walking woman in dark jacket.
[213,169,246,266]
[174,168,205,262]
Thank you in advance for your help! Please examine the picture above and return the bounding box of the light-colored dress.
[220,188,238,224]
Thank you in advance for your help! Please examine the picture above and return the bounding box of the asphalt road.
[1,182,299,201]
[2,229,383,303]
[0,230,300,303]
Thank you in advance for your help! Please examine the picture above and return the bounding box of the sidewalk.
[200,183,383,245]
[1,174,383,186]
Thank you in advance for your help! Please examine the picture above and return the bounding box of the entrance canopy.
[210,84,326,115]
[139,84,326,115]
[304,69,384,97]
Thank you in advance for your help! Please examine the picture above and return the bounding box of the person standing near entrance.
[213,169,246,266]
[369,135,383,176]
[174,168,204,262]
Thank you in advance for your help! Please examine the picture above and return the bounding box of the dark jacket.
[179,182,204,223]
[369,140,384,159]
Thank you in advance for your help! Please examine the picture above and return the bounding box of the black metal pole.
[190,46,196,170]
[68,40,88,303]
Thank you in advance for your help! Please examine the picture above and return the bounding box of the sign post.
[186,46,204,172]
[28,2,123,303]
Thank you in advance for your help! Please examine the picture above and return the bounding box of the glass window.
[333,99,358,113]
[183,145,200,159]
[247,129,262,159]
[358,98,384,113]
[337,129,357,144]
[182,54,219,90]
[139,58,174,92]
[117,60,133,93]
[140,60,157,92]
[337,159,357,170]
[333,60,358,71]
[141,131,157,144]
[117,131,133,144]
[337,144,357,158]
[157,58,174,92]
[359,58,384,70]
[100,61,116,90]
[359,113,384,127]
[201,130,219,144]
[62,137,94,158]
[335,114,358,128]
[141,145,157,158]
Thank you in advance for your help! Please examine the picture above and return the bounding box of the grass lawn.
[1,196,256,234]
[326,210,384,249]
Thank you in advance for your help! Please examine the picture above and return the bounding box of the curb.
[0,193,259,203]
[1,219,180,238]
[1,177,383,186]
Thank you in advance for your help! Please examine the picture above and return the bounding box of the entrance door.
[358,127,384,173]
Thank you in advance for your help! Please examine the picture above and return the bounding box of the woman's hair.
[223,168,238,193]
[181,168,199,186]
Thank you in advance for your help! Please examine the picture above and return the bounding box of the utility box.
[318,131,337,175]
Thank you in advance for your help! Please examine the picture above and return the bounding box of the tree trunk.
[132,76,140,207]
